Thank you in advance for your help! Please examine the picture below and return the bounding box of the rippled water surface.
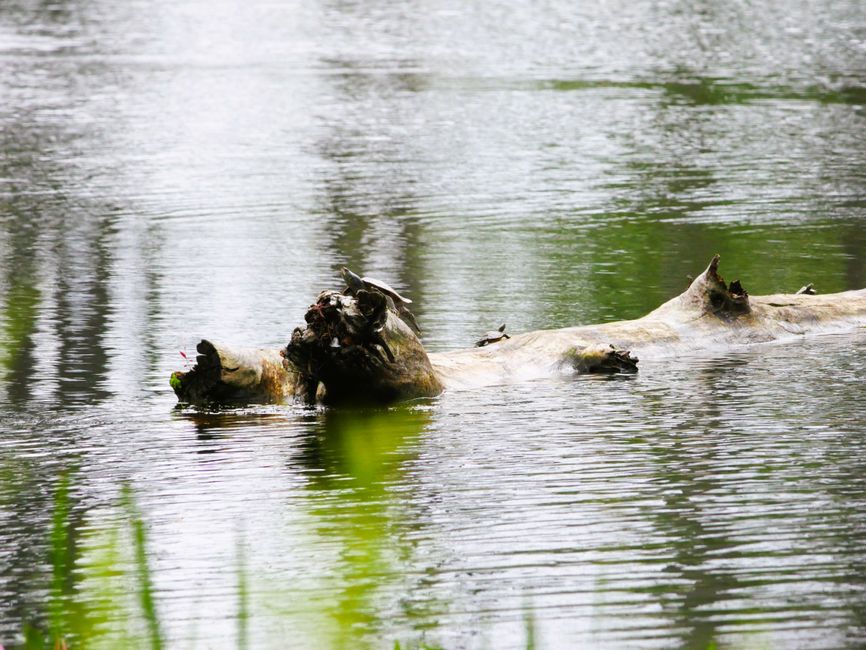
[2,0,866,648]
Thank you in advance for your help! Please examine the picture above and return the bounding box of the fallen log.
[170,255,866,406]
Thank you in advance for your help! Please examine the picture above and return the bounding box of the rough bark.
[170,256,866,406]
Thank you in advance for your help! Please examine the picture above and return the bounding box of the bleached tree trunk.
[170,256,866,406]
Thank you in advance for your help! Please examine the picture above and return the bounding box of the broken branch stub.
[680,254,751,320]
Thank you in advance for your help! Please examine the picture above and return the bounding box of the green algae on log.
[170,255,866,406]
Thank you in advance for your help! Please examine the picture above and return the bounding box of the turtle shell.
[475,332,504,347]
[361,276,412,304]
[475,324,508,347]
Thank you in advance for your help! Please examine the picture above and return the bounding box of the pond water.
[1,0,865,648]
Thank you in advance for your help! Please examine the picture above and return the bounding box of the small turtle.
[340,266,422,334]
[476,324,510,347]
[796,283,816,295]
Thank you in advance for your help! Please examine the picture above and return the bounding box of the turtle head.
[340,266,365,292]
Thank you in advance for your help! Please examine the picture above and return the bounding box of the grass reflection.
[19,409,446,648]
[274,407,437,648]
[16,408,557,649]
[304,407,431,488]
[118,486,163,650]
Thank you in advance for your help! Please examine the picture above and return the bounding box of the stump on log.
[170,255,866,406]
[282,289,443,405]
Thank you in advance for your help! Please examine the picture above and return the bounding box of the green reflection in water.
[173,408,446,647]
[532,215,864,327]
[236,531,249,650]
[271,406,439,648]
[48,473,73,645]
[306,407,430,489]
[119,485,164,650]
[0,276,40,404]
[544,77,866,106]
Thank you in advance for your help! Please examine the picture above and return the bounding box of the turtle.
[796,283,816,295]
[340,266,422,335]
[476,324,510,347]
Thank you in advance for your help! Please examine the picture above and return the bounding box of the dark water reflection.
[2,0,866,647]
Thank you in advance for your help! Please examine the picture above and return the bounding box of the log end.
[171,339,296,406]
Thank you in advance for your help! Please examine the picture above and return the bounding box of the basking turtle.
[796,283,816,295]
[340,267,422,335]
[476,324,510,347]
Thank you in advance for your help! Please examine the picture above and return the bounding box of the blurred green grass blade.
[120,484,163,650]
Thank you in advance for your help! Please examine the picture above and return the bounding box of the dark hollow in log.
[170,255,866,406]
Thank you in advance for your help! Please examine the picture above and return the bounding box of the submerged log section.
[170,256,866,406]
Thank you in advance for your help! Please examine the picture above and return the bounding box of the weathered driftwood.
[169,339,299,405]
[283,289,443,404]
[432,255,866,390]
[170,256,866,406]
